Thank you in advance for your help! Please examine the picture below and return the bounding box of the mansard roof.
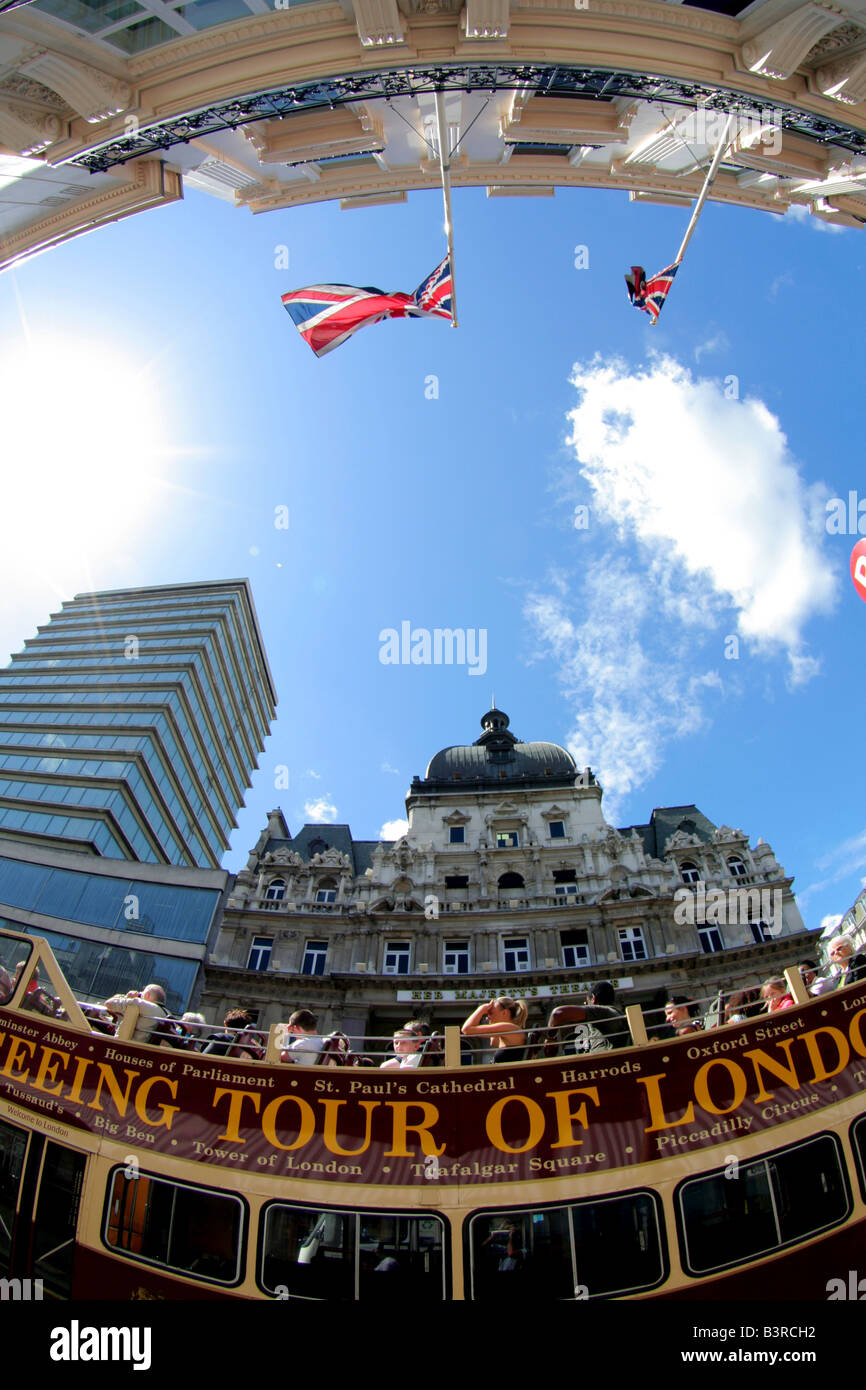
[262,823,381,875]
[622,805,718,859]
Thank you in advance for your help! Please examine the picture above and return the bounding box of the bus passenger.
[548,981,629,1053]
[461,997,528,1062]
[203,1008,263,1059]
[380,1027,425,1070]
[280,1008,324,1065]
[664,996,702,1035]
[104,983,168,1043]
[760,977,794,1012]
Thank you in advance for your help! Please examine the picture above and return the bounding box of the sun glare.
[1,334,170,586]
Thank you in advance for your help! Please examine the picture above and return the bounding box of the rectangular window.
[445,876,468,889]
[617,926,647,963]
[260,1204,446,1300]
[384,942,411,975]
[105,1169,244,1284]
[302,940,328,976]
[554,884,579,901]
[549,821,565,839]
[443,941,470,975]
[677,1135,849,1276]
[495,831,519,850]
[248,936,272,972]
[503,937,530,972]
[698,926,724,954]
[750,921,773,944]
[561,929,589,969]
[314,888,337,906]
[468,1191,665,1300]
[449,826,465,844]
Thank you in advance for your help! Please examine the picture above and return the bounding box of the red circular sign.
[852,539,866,602]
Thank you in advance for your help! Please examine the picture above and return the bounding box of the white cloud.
[525,561,722,817]
[524,356,838,816]
[566,356,836,671]
[791,830,866,908]
[819,914,843,933]
[303,796,337,823]
[786,203,846,235]
[693,331,730,362]
[380,818,409,840]
[380,762,400,775]
[304,769,322,780]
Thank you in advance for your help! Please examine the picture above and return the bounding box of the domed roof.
[418,707,577,790]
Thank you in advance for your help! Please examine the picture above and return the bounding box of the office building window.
[561,929,589,969]
[248,937,272,972]
[384,942,411,975]
[444,941,470,974]
[503,937,530,972]
[301,940,327,976]
[618,926,647,962]
[495,830,519,849]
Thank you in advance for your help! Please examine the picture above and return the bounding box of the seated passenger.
[104,983,169,1043]
[16,964,59,1018]
[664,996,702,1035]
[548,982,629,1053]
[203,1008,263,1059]
[461,997,528,1062]
[721,988,759,1024]
[827,936,866,988]
[177,1011,207,1051]
[380,1028,426,1070]
[760,977,794,1012]
[280,1008,324,1065]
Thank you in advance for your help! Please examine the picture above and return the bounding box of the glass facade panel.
[0,856,218,944]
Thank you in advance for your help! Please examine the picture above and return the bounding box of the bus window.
[0,1118,28,1274]
[31,1142,86,1298]
[104,1169,245,1285]
[848,1114,866,1203]
[468,1193,666,1300]
[677,1133,850,1276]
[260,1204,447,1301]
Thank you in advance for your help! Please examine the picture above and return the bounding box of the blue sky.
[1,177,863,935]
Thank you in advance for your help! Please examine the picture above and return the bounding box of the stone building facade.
[203,707,811,1047]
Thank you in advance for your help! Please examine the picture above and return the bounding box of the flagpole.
[434,89,458,327]
[674,112,737,265]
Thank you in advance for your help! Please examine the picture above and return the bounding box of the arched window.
[315,875,337,906]
[680,862,700,884]
[727,856,748,877]
[264,878,287,902]
[498,872,525,890]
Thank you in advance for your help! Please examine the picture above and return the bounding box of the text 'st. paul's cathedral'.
[206,707,808,1038]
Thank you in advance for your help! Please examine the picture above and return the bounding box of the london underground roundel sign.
[851,540,866,602]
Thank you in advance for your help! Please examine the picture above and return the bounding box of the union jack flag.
[281,256,453,357]
[625,262,679,325]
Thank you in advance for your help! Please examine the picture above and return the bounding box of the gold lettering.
[67,1056,94,1105]
[741,1042,800,1103]
[32,1045,70,1097]
[384,1102,446,1157]
[848,1008,866,1058]
[636,1073,695,1133]
[546,1087,600,1150]
[319,1099,378,1157]
[2,1036,34,1083]
[212,1087,262,1143]
[485,1096,545,1154]
[262,1094,315,1151]
[134,1075,179,1129]
[802,1026,849,1083]
[86,1063,139,1116]
[693,1058,747,1116]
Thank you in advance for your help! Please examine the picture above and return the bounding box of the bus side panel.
[71,1245,249,1301]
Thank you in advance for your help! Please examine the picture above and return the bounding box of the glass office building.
[0,579,277,869]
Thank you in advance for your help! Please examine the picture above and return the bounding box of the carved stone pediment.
[665,830,701,851]
[443,809,470,825]
[265,848,305,868]
[712,825,745,843]
[309,848,352,870]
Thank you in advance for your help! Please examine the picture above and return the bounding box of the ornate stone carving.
[18,51,132,123]
[0,74,67,111]
[0,99,61,155]
[816,48,866,101]
[741,4,847,80]
[309,847,353,870]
